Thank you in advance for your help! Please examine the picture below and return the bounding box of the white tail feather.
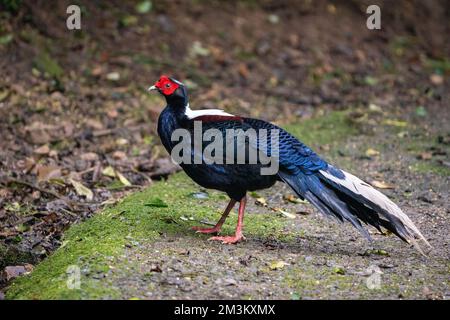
[320,167,430,250]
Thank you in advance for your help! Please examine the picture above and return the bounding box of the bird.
[149,75,430,253]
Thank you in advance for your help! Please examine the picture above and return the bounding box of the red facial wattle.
[154,75,179,96]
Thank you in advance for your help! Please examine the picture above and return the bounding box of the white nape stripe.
[185,103,234,119]
[319,167,429,247]
[171,78,184,86]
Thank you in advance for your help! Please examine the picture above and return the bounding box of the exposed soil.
[95,112,450,300]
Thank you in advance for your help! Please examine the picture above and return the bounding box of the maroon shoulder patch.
[191,115,243,122]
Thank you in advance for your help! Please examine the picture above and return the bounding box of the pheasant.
[149,75,430,253]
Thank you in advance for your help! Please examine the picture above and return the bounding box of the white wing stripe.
[185,103,234,119]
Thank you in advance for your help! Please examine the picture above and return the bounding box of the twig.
[5,178,65,200]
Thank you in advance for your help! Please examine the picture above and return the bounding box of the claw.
[208,235,245,244]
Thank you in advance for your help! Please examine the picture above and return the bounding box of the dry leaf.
[365,148,380,157]
[371,180,395,189]
[37,165,61,182]
[34,145,50,155]
[255,197,267,206]
[69,179,93,201]
[269,261,288,270]
[383,119,408,127]
[116,171,131,186]
[102,166,116,177]
[418,152,432,160]
[102,166,131,186]
[275,208,296,219]
[430,74,443,85]
[112,150,127,160]
[80,152,99,161]
[283,194,307,204]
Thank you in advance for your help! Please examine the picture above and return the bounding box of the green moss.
[401,132,450,177]
[33,51,63,80]
[283,111,358,149]
[6,173,288,299]
[410,162,450,177]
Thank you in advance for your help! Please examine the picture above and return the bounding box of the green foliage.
[0,0,22,12]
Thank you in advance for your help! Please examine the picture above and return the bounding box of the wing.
[179,115,327,175]
[243,118,328,175]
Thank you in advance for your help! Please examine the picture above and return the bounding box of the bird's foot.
[208,234,245,244]
[191,225,221,234]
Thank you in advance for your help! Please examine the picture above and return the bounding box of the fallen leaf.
[106,72,120,81]
[0,34,13,45]
[368,103,382,113]
[430,74,443,85]
[269,261,287,270]
[268,14,279,24]
[69,179,93,201]
[136,0,152,14]
[383,119,408,127]
[364,76,378,86]
[283,194,307,204]
[116,138,128,146]
[80,152,99,161]
[418,152,432,160]
[238,63,250,79]
[85,119,104,130]
[370,180,395,189]
[0,89,10,102]
[102,166,116,177]
[144,198,168,208]
[37,165,62,182]
[414,106,427,118]
[255,197,267,206]
[189,41,210,58]
[112,150,127,160]
[365,148,380,157]
[116,171,131,186]
[275,208,296,219]
[333,266,346,275]
[34,145,50,155]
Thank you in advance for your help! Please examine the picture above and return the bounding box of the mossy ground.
[5,111,449,299]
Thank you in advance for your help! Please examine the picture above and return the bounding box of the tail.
[278,165,431,254]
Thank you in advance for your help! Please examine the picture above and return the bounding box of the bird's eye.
[165,83,171,88]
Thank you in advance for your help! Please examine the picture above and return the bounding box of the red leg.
[209,196,246,244]
[191,199,236,234]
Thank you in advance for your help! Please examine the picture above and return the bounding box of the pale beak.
[148,85,158,91]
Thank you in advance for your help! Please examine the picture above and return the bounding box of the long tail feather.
[279,165,431,254]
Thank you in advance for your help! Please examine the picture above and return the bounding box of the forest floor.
[5,109,450,299]
[0,1,449,298]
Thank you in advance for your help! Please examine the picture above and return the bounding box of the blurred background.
[0,0,448,288]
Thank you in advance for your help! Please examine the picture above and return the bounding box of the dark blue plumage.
[151,76,430,251]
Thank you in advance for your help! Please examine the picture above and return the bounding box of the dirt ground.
[94,111,450,300]
[0,0,449,298]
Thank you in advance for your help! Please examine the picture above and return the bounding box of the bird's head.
[148,75,188,105]
[148,75,184,98]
